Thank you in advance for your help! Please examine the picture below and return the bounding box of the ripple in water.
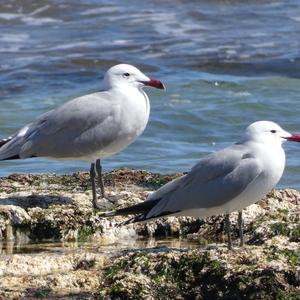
[0,0,300,190]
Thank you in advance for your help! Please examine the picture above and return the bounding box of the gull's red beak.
[285,134,300,142]
[140,78,165,90]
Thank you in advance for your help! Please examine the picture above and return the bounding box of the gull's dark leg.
[238,211,244,247]
[225,214,232,250]
[90,163,99,209]
[95,159,105,198]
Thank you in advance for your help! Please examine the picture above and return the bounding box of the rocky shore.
[0,169,299,299]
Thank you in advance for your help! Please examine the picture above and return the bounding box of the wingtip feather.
[98,211,116,217]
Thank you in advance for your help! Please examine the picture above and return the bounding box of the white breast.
[80,88,150,163]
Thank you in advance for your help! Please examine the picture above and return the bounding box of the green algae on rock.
[0,169,184,243]
[0,169,299,299]
[98,240,300,300]
[0,169,299,246]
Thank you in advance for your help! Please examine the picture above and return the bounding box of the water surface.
[0,237,201,255]
[1,0,300,188]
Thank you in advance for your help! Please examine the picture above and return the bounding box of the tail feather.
[0,136,22,160]
[99,198,161,218]
[99,211,118,217]
[117,214,148,226]
[99,197,181,226]
[0,136,13,148]
[99,198,161,221]
[0,134,22,160]
[2,154,21,160]
[117,209,181,226]
[99,175,185,226]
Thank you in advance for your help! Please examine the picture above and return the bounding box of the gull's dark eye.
[270,130,276,133]
[123,72,130,78]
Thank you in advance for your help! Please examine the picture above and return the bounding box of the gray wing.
[0,91,122,159]
[145,144,262,218]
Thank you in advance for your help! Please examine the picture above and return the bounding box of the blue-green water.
[1,0,300,189]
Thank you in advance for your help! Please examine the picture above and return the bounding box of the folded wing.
[0,92,120,160]
[111,144,262,223]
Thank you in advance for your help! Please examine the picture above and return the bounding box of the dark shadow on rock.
[118,245,189,257]
[0,195,75,209]
[24,287,94,299]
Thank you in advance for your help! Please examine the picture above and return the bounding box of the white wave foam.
[80,6,118,16]
[0,13,21,20]
[112,39,131,45]
[0,5,60,26]
[0,33,30,43]
[22,16,62,25]
[290,16,300,22]
[49,41,98,51]
[29,5,51,16]
[251,42,275,48]
[0,45,21,52]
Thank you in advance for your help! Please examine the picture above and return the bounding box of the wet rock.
[98,238,300,299]
[0,169,298,299]
[0,250,106,299]
[0,169,299,246]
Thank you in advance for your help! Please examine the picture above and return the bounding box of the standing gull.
[101,121,300,249]
[0,64,165,208]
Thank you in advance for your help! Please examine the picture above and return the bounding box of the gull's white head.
[243,121,300,145]
[102,64,165,90]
